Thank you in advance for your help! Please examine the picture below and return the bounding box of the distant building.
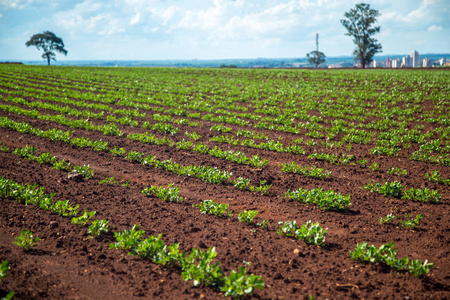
[386,57,391,68]
[411,50,419,67]
[392,59,400,68]
[402,55,411,67]
[373,60,377,68]
[423,57,429,67]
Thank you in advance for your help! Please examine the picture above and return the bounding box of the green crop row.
[11,145,94,179]
[109,225,264,297]
[363,181,441,203]
[285,187,351,211]
[350,242,432,277]
[280,161,332,179]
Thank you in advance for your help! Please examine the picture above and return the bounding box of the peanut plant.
[350,242,432,277]
[280,162,332,179]
[88,220,109,237]
[402,187,441,203]
[195,199,233,218]
[425,170,450,185]
[14,229,40,251]
[99,176,118,185]
[379,213,397,224]
[285,187,351,211]
[71,209,96,226]
[141,183,184,203]
[363,181,404,198]
[277,220,327,246]
[238,210,258,225]
[399,213,423,228]
[0,260,14,300]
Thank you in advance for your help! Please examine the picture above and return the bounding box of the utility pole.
[316,33,319,52]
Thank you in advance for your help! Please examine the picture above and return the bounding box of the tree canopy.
[307,51,326,68]
[341,3,382,68]
[25,31,68,66]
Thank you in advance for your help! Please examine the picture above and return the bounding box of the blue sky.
[0,0,449,61]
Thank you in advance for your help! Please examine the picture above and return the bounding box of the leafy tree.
[307,51,326,68]
[25,31,68,65]
[341,3,382,68]
[307,33,326,68]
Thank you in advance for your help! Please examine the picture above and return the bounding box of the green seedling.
[141,183,184,203]
[99,176,118,185]
[181,247,224,287]
[13,145,36,159]
[71,209,96,226]
[109,146,126,156]
[51,200,79,216]
[73,164,94,179]
[368,162,380,171]
[14,229,40,251]
[238,210,258,225]
[0,260,14,300]
[121,179,131,188]
[350,241,432,277]
[257,219,270,229]
[221,266,265,298]
[109,224,145,251]
[379,213,397,224]
[387,167,408,176]
[88,220,109,237]
[402,187,441,203]
[35,152,57,164]
[399,213,423,228]
[425,170,450,185]
[277,220,327,246]
[53,159,72,171]
[285,187,351,211]
[363,180,404,198]
[0,260,11,281]
[195,199,233,217]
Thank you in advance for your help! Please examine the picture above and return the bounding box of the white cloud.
[428,25,442,31]
[129,12,140,25]
[0,0,33,9]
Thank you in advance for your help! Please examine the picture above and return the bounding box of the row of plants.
[284,187,351,211]
[108,224,264,298]
[363,181,441,203]
[0,176,106,238]
[0,103,124,136]
[10,145,94,179]
[350,242,432,277]
[280,161,332,179]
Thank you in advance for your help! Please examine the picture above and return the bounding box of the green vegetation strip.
[284,187,351,211]
[350,242,432,277]
[363,181,441,203]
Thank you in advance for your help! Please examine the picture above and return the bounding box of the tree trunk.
[46,54,50,66]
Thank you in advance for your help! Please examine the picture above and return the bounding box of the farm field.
[0,64,449,299]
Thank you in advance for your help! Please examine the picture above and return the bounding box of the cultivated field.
[0,64,449,299]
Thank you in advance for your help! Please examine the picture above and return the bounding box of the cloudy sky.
[0,0,448,61]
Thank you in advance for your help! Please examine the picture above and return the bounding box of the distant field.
[0,65,449,299]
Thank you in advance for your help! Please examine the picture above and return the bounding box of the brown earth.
[0,76,450,299]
